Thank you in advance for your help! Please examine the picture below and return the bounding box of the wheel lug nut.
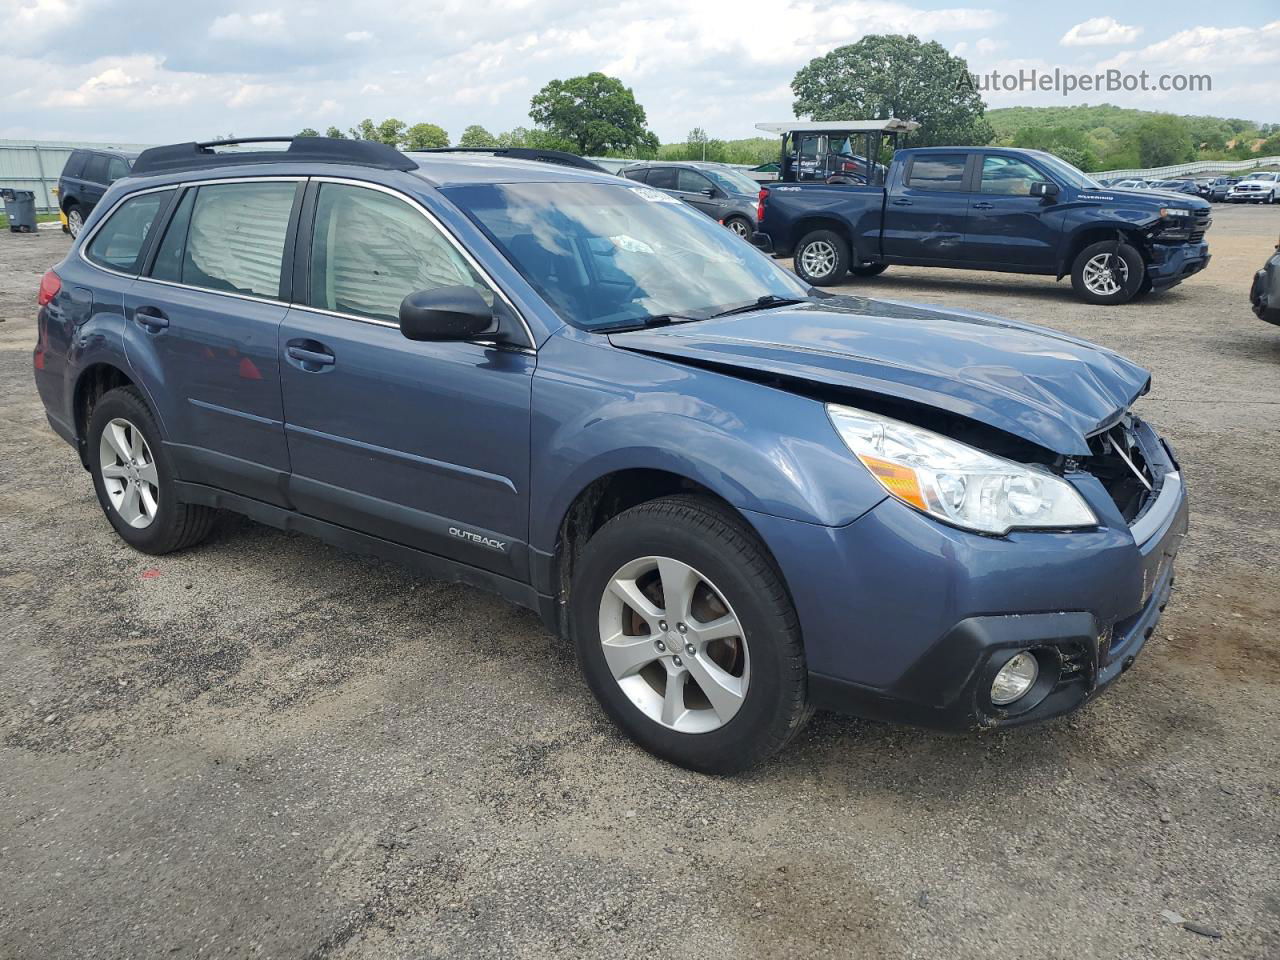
[677,623,687,634]
[659,620,668,632]
[673,656,683,667]
[685,644,695,656]
[655,640,666,651]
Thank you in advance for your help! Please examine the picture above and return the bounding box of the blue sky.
[0,0,1275,146]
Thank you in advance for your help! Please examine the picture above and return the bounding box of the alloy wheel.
[68,208,83,238]
[98,417,159,528]
[1082,253,1129,297]
[728,219,750,238]
[598,556,749,734]
[799,240,837,279]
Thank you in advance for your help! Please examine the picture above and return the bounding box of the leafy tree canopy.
[791,34,994,147]
[529,72,659,155]
[458,125,497,148]
[404,122,449,150]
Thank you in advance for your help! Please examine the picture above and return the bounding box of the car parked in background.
[621,161,760,238]
[1149,180,1202,197]
[56,148,137,238]
[32,136,1188,772]
[1252,233,1280,327]
[1203,177,1238,202]
[756,144,1213,304]
[1111,179,1151,190]
[1228,172,1279,204]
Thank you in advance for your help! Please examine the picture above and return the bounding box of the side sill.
[173,481,553,625]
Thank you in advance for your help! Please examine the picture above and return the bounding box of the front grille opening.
[1082,424,1154,523]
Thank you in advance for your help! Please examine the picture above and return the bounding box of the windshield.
[445,181,808,331]
[1032,152,1101,190]
[700,167,762,196]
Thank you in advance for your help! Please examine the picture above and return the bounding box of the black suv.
[620,162,760,239]
[56,148,137,238]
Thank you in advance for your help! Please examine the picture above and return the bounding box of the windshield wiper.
[709,295,812,319]
[596,313,700,333]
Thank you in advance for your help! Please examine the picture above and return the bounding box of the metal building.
[0,139,154,213]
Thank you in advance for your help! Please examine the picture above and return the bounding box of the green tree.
[404,122,449,149]
[1133,114,1195,168]
[1012,125,1099,171]
[349,118,377,141]
[529,72,658,155]
[297,127,320,138]
[791,34,994,147]
[324,126,346,139]
[376,118,408,146]
[458,124,497,148]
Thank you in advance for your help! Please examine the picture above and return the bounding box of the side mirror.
[701,187,717,198]
[399,286,495,342]
[1030,181,1060,200]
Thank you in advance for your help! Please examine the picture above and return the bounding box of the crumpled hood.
[608,297,1151,456]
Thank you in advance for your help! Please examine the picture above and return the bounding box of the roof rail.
[131,136,417,176]
[411,147,609,174]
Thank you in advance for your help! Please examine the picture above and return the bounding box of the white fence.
[0,139,153,212]
[1097,156,1280,181]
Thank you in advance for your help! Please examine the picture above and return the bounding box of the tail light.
[37,269,61,307]
[757,187,768,222]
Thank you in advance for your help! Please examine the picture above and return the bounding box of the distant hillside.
[985,104,1279,171]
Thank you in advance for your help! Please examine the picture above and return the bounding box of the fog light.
[990,652,1038,706]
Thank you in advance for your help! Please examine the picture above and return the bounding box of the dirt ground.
[2,209,1278,960]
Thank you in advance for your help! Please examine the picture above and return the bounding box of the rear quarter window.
[84,190,173,274]
[61,151,88,179]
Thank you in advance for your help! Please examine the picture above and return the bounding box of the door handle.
[134,305,169,330]
[286,344,335,368]
[892,198,913,206]
[972,202,994,210]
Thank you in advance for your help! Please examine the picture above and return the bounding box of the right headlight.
[827,404,1097,535]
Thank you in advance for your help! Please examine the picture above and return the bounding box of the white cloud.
[41,55,201,108]
[208,10,287,42]
[1061,17,1142,47]
[344,30,372,43]
[1098,20,1280,69]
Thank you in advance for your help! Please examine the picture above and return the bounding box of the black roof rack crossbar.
[411,147,608,174]
[131,136,417,176]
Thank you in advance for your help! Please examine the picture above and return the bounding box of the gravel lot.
[2,208,1278,960]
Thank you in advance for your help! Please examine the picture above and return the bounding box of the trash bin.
[1,189,37,233]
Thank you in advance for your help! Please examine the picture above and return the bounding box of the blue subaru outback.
[33,137,1188,772]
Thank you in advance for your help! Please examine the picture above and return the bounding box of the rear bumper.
[1148,242,1210,289]
[749,420,1188,732]
[750,230,776,255]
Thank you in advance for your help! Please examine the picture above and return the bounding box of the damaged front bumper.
[751,418,1189,732]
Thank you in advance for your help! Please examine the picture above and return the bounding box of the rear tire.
[66,204,83,239]
[793,229,850,286]
[1070,240,1145,305]
[724,216,753,240]
[87,387,216,555]
[570,495,810,774]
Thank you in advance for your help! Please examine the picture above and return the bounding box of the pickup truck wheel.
[88,387,216,555]
[1071,240,1145,305]
[850,262,888,278]
[571,495,810,774]
[793,230,850,286]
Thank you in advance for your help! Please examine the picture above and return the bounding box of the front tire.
[570,496,810,774]
[87,387,216,554]
[1070,240,1145,305]
[793,229,850,286]
[849,261,888,278]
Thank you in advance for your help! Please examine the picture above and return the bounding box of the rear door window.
[178,181,298,299]
[82,154,110,185]
[646,167,677,190]
[307,182,493,325]
[84,190,173,274]
[906,154,968,191]
[622,168,650,184]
